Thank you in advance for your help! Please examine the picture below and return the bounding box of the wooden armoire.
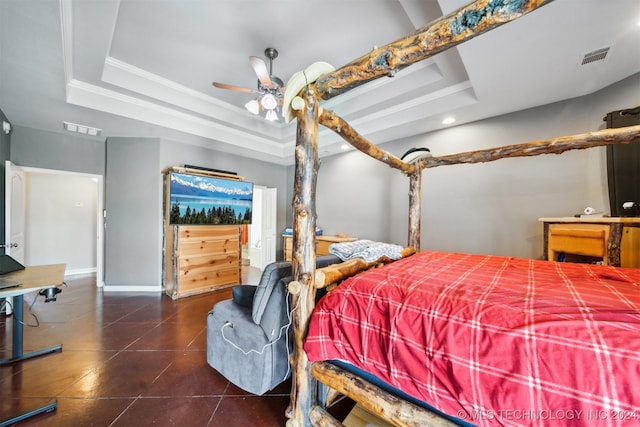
[162,167,242,299]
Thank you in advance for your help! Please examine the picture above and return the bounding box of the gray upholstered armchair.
[206,255,341,395]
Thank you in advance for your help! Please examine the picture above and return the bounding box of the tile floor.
[0,271,352,426]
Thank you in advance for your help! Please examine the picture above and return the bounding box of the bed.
[305,250,640,426]
[281,0,640,426]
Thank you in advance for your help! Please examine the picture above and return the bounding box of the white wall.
[306,73,640,260]
[25,172,98,273]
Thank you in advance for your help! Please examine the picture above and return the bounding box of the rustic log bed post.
[408,170,421,251]
[287,87,321,427]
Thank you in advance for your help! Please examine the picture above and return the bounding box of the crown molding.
[102,57,287,138]
[59,0,73,88]
[66,79,288,159]
[56,0,477,165]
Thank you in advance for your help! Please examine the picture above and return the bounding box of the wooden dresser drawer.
[548,226,607,258]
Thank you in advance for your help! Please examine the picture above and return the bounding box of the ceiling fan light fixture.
[261,93,277,110]
[214,47,284,122]
[245,99,260,115]
[265,109,278,122]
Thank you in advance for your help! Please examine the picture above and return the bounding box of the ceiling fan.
[213,47,285,121]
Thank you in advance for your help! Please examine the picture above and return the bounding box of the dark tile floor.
[0,272,300,426]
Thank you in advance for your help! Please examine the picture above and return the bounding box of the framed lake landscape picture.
[167,172,253,225]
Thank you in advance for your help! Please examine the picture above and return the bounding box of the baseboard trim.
[102,285,162,293]
[65,267,97,276]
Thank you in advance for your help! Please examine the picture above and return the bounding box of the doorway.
[5,162,104,285]
[248,186,277,270]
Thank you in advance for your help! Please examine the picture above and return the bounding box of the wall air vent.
[63,121,102,136]
[580,47,610,66]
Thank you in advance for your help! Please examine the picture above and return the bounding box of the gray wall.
[10,126,105,175]
[105,137,162,289]
[292,73,640,260]
[102,136,291,289]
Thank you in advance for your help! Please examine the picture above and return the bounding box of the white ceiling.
[1,0,639,165]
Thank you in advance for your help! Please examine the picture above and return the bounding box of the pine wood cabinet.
[539,217,640,268]
[162,166,245,299]
[164,224,240,299]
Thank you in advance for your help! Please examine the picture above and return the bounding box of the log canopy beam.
[319,109,415,175]
[419,125,640,169]
[313,0,554,100]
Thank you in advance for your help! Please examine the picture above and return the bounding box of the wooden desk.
[282,234,357,261]
[539,218,640,267]
[0,264,66,426]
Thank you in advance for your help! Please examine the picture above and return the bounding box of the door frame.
[7,165,104,287]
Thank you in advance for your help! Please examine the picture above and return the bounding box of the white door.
[5,161,26,263]
[3,161,25,315]
[262,188,277,265]
[249,186,277,269]
[249,187,264,268]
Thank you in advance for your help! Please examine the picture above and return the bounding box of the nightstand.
[539,217,640,267]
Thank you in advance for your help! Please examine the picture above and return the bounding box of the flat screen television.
[167,172,253,225]
[605,107,640,217]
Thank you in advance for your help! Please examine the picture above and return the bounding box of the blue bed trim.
[329,360,477,427]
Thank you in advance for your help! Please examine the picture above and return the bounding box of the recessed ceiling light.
[442,116,456,125]
[63,121,102,136]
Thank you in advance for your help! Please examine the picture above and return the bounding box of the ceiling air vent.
[580,47,610,66]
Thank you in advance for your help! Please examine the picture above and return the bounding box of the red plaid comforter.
[304,251,640,426]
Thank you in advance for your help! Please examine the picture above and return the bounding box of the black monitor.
[0,254,25,275]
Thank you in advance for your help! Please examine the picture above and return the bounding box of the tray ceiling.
[1,0,639,164]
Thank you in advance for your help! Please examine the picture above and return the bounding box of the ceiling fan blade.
[212,82,258,94]
[249,56,273,89]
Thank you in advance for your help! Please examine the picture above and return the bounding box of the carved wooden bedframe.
[281,1,640,426]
